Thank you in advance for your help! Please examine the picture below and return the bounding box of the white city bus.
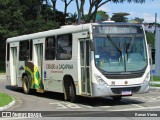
[6,22,150,102]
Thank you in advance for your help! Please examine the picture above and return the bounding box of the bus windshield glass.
[93,25,148,73]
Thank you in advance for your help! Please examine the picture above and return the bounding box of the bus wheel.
[22,75,30,94]
[112,96,122,102]
[65,81,76,103]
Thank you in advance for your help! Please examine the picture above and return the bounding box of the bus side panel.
[43,60,78,93]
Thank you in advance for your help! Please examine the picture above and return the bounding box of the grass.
[0,93,13,107]
[151,76,160,82]
[150,76,160,87]
[150,84,160,87]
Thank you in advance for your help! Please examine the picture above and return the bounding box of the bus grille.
[111,86,141,94]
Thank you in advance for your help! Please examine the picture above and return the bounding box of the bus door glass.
[10,47,18,85]
[35,44,43,81]
[80,39,91,95]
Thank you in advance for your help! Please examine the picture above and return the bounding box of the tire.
[22,75,30,94]
[112,96,122,102]
[65,81,76,103]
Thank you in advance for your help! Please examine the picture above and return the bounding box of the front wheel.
[22,75,30,94]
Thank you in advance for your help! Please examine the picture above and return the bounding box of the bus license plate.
[122,91,132,95]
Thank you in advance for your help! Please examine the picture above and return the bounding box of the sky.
[56,0,160,23]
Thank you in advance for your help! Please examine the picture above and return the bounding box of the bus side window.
[57,34,72,60]
[45,37,55,60]
[19,40,29,61]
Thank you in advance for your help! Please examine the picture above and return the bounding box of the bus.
[6,22,150,102]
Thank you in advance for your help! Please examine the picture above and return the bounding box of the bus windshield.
[93,26,147,73]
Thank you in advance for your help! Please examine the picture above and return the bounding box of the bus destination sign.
[93,26,138,34]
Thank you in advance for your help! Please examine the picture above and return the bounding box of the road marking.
[112,106,160,111]
[49,102,67,109]
[131,104,144,108]
[49,102,81,109]
[148,96,160,102]
[66,103,81,109]
[82,105,93,108]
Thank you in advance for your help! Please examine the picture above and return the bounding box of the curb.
[0,97,16,111]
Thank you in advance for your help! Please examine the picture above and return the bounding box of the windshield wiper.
[107,35,122,53]
[107,35,126,71]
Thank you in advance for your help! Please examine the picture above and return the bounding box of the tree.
[0,0,60,71]
[66,12,78,24]
[96,10,109,22]
[75,0,147,23]
[51,0,57,20]
[61,0,74,18]
[111,13,130,22]
[0,0,25,71]
[134,17,144,23]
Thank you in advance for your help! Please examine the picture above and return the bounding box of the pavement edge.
[0,96,16,111]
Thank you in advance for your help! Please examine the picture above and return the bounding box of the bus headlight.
[143,72,150,84]
[94,74,107,86]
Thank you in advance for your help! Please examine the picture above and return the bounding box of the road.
[0,75,160,118]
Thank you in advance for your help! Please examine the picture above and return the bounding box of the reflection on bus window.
[57,34,72,60]
[45,37,55,60]
[19,40,30,61]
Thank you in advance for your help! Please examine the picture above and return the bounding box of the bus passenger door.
[80,39,91,95]
[10,47,18,86]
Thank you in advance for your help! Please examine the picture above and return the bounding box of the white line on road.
[131,104,144,108]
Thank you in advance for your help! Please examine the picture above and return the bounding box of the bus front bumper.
[91,82,150,97]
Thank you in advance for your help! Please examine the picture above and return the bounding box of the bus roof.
[6,22,142,43]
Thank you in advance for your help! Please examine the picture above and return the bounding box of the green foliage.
[150,84,160,87]
[67,13,78,24]
[146,32,155,47]
[0,0,62,72]
[0,0,61,39]
[111,13,130,22]
[96,11,109,21]
[134,17,144,23]
[152,76,160,81]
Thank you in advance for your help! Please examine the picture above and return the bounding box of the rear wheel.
[22,75,30,94]
[64,80,76,103]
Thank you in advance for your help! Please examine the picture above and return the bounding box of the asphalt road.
[0,74,160,119]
